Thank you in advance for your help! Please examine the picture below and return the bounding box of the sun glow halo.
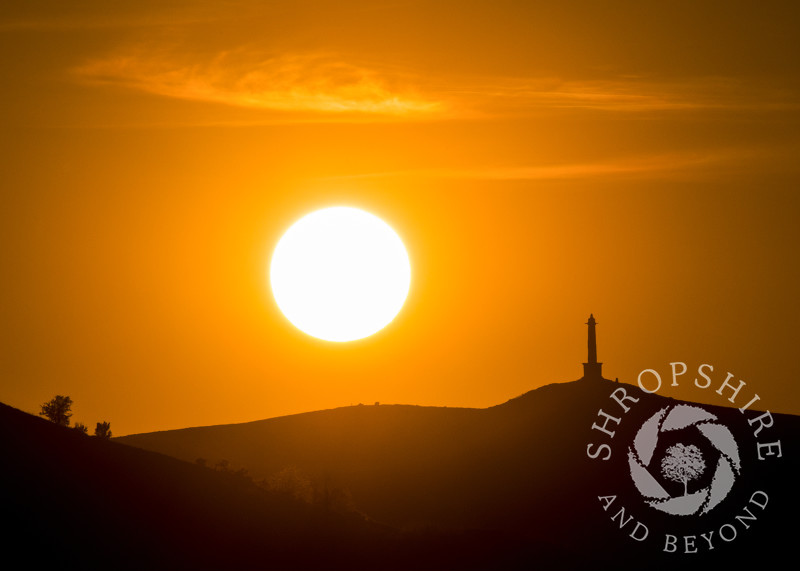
[270,207,411,342]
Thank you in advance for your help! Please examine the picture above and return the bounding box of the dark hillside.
[0,402,389,570]
[4,376,797,569]
[119,378,800,568]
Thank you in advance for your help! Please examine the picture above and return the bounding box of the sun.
[270,207,411,342]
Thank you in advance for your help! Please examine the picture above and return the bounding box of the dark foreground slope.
[0,400,613,570]
[119,378,800,568]
[0,402,399,570]
[4,378,798,570]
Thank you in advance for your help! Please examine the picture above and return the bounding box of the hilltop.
[4,378,798,569]
[118,378,799,565]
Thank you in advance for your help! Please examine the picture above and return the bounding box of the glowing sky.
[1,1,799,434]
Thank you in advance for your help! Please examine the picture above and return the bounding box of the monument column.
[582,314,603,380]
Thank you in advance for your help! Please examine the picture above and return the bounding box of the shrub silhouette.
[312,474,357,515]
[73,422,89,434]
[39,395,73,426]
[94,421,112,438]
[266,466,314,504]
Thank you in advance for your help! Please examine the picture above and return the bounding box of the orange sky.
[2,1,799,435]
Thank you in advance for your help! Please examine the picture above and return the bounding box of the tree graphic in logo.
[628,404,740,516]
[660,443,706,496]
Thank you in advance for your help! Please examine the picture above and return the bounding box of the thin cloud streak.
[444,76,800,116]
[320,150,760,183]
[73,50,443,117]
[69,43,798,126]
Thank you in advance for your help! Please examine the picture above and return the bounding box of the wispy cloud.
[73,49,443,117]
[444,76,799,116]
[70,41,797,126]
[320,150,756,183]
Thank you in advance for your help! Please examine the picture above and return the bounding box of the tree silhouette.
[266,466,314,504]
[73,422,89,434]
[39,395,73,426]
[661,443,706,496]
[94,421,112,438]
[313,473,356,514]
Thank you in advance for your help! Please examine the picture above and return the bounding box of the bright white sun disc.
[270,207,411,342]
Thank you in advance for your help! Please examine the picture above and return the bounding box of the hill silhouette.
[0,393,624,569]
[4,378,798,569]
[117,377,800,567]
[0,401,406,569]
